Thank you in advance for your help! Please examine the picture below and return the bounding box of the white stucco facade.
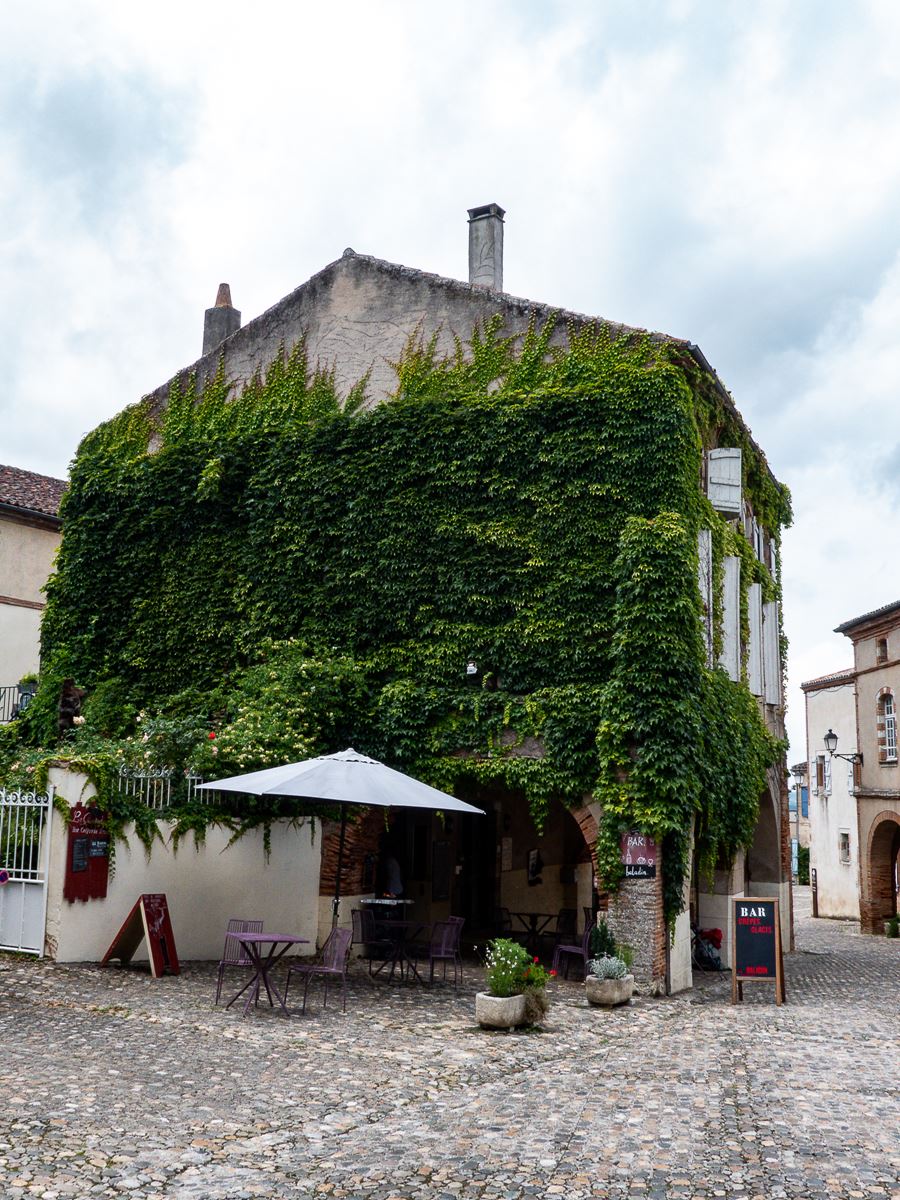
[803,672,860,919]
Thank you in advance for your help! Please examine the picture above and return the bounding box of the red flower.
[208,731,216,739]
[549,969,557,977]
[533,956,539,963]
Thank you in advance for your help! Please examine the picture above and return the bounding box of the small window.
[815,754,825,792]
[880,692,898,763]
[839,830,851,864]
[876,637,888,664]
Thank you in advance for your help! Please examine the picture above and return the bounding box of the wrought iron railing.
[0,686,34,724]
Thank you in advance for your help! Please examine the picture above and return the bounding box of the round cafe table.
[224,931,309,1017]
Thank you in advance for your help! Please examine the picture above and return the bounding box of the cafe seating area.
[218,906,468,1016]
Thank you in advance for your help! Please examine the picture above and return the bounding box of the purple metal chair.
[215,918,264,1005]
[551,922,592,980]
[285,926,353,1013]
[411,917,464,989]
[351,906,393,974]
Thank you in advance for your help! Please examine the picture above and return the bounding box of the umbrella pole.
[332,803,348,930]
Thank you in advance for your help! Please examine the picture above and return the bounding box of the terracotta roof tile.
[0,464,66,518]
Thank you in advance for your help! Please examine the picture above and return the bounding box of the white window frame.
[885,693,897,762]
[838,829,851,864]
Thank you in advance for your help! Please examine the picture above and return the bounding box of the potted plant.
[476,938,555,1028]
[585,954,634,1007]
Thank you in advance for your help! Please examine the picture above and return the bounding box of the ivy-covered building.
[27,204,792,991]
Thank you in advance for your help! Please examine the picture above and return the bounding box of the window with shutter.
[823,756,832,796]
[706,448,742,516]
[815,754,825,792]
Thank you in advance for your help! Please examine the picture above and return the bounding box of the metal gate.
[0,786,53,955]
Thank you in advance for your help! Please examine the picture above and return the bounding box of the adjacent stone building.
[801,670,859,918]
[0,464,66,716]
[831,603,900,932]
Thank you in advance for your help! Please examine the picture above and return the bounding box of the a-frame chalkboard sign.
[101,893,180,977]
[731,896,785,1005]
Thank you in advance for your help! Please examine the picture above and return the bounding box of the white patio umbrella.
[197,748,484,925]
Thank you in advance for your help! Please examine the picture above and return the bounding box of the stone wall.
[605,870,667,993]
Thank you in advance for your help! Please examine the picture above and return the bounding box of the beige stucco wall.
[0,603,43,683]
[44,769,322,962]
[147,252,640,420]
[0,514,60,685]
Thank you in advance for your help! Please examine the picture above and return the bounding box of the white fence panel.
[0,787,53,954]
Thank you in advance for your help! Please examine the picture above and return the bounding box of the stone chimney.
[467,203,505,291]
[202,283,241,356]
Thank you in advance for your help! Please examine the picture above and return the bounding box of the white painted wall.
[0,605,42,683]
[44,769,322,962]
[804,681,860,918]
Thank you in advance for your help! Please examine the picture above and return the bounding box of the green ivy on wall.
[4,316,788,923]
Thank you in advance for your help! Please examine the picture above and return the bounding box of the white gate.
[0,786,53,955]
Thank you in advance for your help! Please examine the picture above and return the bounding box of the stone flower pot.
[584,974,634,1007]
[475,991,528,1029]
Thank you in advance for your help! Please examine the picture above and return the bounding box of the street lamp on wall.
[823,729,863,765]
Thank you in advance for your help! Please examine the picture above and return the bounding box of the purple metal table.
[224,932,309,1017]
[372,918,428,984]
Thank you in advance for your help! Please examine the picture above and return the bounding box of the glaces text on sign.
[619,832,657,879]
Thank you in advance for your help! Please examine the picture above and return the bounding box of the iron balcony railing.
[0,686,35,724]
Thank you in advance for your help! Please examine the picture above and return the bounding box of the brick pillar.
[605,867,667,994]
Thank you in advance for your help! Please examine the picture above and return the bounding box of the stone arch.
[747,786,781,891]
[860,810,900,933]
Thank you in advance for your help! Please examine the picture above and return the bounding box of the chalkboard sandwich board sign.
[731,897,785,1005]
[101,894,180,977]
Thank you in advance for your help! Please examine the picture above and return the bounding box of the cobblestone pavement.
[1,888,897,1199]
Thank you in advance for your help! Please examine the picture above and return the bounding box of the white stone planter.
[475,991,528,1028]
[584,974,634,1007]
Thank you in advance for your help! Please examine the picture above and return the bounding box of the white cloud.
[3,0,900,761]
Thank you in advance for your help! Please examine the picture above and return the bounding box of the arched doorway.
[861,813,900,933]
[747,787,781,893]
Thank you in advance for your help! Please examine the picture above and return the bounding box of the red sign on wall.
[619,831,658,879]
[63,802,111,903]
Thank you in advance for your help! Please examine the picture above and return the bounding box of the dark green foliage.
[797,844,810,886]
[589,918,617,959]
[8,316,787,923]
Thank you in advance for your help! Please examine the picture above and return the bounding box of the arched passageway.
[861,813,900,933]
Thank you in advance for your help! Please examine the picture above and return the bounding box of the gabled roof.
[835,600,900,636]
[0,464,66,522]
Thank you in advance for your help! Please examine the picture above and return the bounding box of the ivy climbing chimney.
[468,203,505,291]
[202,283,241,356]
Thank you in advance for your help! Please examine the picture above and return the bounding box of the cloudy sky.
[3,0,900,759]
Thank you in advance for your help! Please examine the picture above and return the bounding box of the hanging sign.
[63,802,110,902]
[619,832,657,878]
[731,897,785,1005]
[101,893,180,977]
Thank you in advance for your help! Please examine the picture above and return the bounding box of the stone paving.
[1,887,897,1199]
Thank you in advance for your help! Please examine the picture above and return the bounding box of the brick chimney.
[202,283,241,356]
[468,203,505,291]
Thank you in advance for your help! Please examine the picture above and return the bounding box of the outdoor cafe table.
[224,932,309,1017]
[509,911,555,955]
[372,918,428,984]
